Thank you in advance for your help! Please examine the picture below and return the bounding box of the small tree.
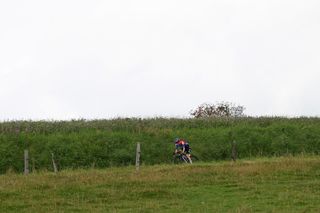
[190,102,245,118]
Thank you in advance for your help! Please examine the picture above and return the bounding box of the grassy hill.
[1,156,320,212]
[0,117,320,173]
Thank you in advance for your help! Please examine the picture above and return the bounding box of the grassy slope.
[1,117,320,173]
[1,156,320,213]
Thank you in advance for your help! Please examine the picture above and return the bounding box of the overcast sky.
[1,0,320,120]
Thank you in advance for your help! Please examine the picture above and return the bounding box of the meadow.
[0,156,319,212]
[1,117,320,173]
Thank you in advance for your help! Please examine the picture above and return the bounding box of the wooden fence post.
[231,140,237,162]
[24,149,29,175]
[136,142,141,171]
[51,153,58,173]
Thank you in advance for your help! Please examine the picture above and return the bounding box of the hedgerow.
[0,117,319,173]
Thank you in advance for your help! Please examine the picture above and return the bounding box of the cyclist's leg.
[186,153,192,164]
[185,149,192,164]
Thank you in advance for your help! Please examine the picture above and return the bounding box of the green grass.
[1,117,320,173]
[1,156,320,212]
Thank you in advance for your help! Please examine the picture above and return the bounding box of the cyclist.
[174,138,192,163]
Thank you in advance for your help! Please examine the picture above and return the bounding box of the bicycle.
[173,151,197,164]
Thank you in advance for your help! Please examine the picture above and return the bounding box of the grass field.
[1,156,320,212]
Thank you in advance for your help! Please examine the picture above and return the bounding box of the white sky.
[1,0,320,120]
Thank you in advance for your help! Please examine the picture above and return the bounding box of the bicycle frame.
[173,153,191,164]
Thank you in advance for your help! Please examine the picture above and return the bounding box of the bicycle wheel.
[173,154,185,164]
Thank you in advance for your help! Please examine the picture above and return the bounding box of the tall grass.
[0,117,320,173]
